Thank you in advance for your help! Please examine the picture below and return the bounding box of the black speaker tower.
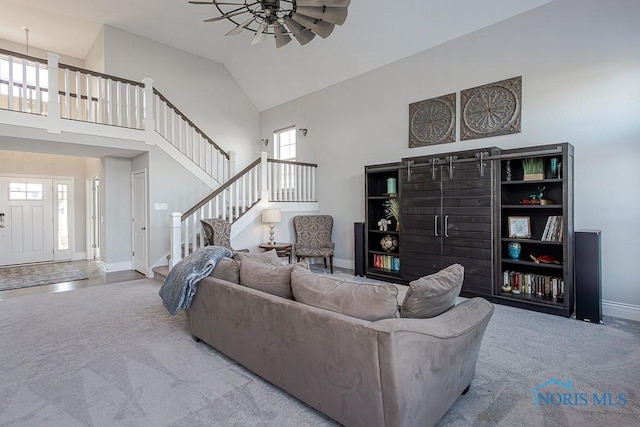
[575,230,602,323]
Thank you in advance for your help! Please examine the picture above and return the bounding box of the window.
[274,127,296,161]
[57,184,69,250]
[9,182,43,200]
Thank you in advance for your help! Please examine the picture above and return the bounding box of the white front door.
[0,177,54,266]
[132,170,147,275]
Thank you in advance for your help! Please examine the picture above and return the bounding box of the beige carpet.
[0,278,638,426]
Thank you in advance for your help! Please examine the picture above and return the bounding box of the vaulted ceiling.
[0,0,554,111]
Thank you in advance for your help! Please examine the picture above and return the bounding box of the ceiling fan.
[188,0,351,48]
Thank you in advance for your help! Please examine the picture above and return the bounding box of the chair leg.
[329,256,334,273]
[324,258,328,269]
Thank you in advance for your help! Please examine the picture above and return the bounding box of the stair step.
[152,266,170,283]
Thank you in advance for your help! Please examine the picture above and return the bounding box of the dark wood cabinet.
[399,149,496,296]
[364,143,574,317]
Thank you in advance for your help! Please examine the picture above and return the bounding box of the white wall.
[100,156,132,270]
[260,0,640,312]
[0,150,89,257]
[99,26,260,170]
[131,146,213,268]
[84,27,105,73]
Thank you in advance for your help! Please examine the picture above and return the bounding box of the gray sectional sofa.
[185,256,494,427]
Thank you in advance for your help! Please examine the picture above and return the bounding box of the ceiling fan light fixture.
[190,0,349,48]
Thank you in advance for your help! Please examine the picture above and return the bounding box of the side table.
[259,242,292,263]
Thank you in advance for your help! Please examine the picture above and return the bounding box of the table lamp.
[261,209,282,244]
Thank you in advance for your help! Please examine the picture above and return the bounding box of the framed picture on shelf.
[508,216,531,238]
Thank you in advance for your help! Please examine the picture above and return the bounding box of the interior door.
[132,170,147,275]
[0,177,54,266]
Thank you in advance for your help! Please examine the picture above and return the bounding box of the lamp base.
[269,225,275,244]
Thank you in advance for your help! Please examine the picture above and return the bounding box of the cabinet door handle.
[444,215,449,238]
[434,215,439,237]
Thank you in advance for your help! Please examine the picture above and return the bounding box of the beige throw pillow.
[234,249,281,266]
[210,257,240,284]
[239,256,297,299]
[400,263,464,318]
[291,266,398,321]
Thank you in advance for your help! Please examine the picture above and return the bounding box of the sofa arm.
[368,298,494,427]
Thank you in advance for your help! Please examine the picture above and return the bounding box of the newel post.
[169,212,182,269]
[142,77,155,141]
[46,52,61,134]
[260,151,269,201]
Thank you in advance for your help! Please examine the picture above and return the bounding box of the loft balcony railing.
[0,48,229,183]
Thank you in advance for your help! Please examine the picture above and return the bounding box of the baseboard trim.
[99,261,133,272]
[603,300,640,322]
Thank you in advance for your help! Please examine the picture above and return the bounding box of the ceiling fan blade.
[203,9,247,22]
[291,13,335,38]
[295,6,348,25]
[251,21,268,45]
[284,17,316,46]
[225,17,255,36]
[189,1,246,4]
[295,0,351,7]
[274,23,292,48]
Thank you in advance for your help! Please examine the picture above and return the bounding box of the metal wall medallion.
[408,93,456,147]
[460,76,521,140]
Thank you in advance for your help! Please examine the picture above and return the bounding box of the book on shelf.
[541,215,563,242]
[373,254,400,272]
[502,270,564,299]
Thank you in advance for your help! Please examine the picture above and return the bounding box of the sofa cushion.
[400,263,464,318]
[210,257,240,284]
[291,266,398,321]
[239,256,299,299]
[234,249,281,266]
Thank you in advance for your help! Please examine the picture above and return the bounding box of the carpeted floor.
[0,278,638,426]
[0,262,88,291]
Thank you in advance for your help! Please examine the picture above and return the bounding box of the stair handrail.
[182,156,261,221]
[153,88,228,160]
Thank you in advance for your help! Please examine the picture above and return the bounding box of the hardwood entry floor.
[0,260,146,301]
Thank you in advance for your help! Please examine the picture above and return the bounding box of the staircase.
[169,153,318,267]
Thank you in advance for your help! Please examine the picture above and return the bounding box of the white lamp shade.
[262,209,282,223]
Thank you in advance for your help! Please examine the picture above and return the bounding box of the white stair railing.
[0,49,49,114]
[170,154,318,266]
[153,89,229,183]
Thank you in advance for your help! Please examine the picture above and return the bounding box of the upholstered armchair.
[293,215,335,273]
[200,218,248,252]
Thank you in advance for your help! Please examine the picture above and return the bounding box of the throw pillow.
[400,263,464,318]
[239,256,298,299]
[210,257,240,284]
[291,266,398,321]
[234,249,281,266]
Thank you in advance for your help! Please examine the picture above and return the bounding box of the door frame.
[0,174,75,266]
[131,169,148,276]
[85,177,100,260]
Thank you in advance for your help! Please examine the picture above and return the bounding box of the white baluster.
[34,61,41,114]
[170,212,182,268]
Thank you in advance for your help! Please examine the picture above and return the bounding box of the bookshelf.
[497,143,574,317]
[364,162,402,282]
